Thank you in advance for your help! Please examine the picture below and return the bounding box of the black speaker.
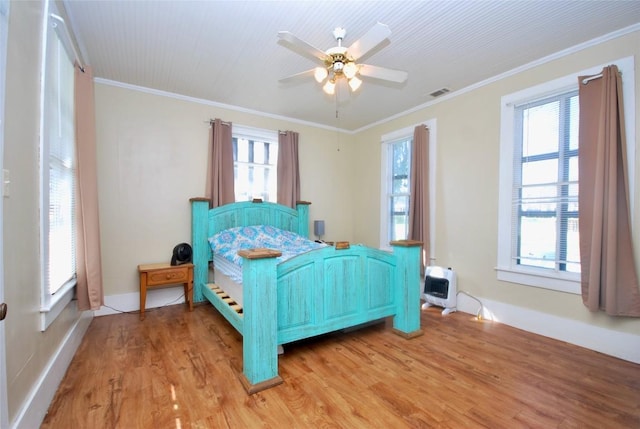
[171,243,192,266]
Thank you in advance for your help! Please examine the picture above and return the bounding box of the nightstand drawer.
[138,262,194,320]
[147,267,189,286]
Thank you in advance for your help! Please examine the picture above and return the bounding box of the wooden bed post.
[390,240,424,339]
[237,248,284,394]
[295,201,311,237]
[190,198,210,303]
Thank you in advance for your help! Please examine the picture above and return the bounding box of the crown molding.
[353,23,640,134]
[94,23,640,136]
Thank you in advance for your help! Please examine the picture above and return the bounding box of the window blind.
[45,18,76,294]
[512,90,580,273]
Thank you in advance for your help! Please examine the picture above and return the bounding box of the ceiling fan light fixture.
[314,67,328,83]
[278,23,407,98]
[348,76,362,92]
[323,79,336,95]
[343,61,357,79]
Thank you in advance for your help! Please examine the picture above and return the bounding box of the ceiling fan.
[277,22,408,96]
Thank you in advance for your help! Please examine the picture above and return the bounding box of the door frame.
[0,0,10,426]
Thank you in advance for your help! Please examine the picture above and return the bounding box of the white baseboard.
[100,287,640,363]
[94,286,188,317]
[103,287,640,363]
[455,293,640,364]
[12,303,93,429]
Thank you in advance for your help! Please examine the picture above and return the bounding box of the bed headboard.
[206,200,310,237]
[189,198,311,302]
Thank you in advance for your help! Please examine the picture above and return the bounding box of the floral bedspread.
[208,225,326,267]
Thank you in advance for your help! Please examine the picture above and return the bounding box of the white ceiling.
[62,1,640,131]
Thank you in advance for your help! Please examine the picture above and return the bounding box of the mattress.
[209,225,328,307]
[212,265,243,307]
[213,253,243,284]
[209,225,326,269]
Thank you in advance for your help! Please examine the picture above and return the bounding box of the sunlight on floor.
[171,384,182,429]
[478,305,498,323]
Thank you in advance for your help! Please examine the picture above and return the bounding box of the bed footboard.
[237,241,423,393]
[389,239,424,339]
[237,248,284,393]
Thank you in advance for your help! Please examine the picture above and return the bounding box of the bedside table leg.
[186,265,194,312]
[184,280,194,312]
[140,273,147,321]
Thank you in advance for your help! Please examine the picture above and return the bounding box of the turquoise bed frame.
[190,198,423,393]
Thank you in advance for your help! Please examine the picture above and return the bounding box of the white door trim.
[0,0,10,427]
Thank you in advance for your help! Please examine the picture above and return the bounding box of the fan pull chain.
[335,92,340,151]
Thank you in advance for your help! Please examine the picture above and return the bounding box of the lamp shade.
[314,220,325,237]
[323,80,336,95]
[348,76,362,92]
[314,67,328,83]
[343,62,357,79]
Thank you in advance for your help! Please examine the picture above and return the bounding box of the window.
[40,2,77,329]
[384,137,412,242]
[514,90,579,273]
[497,57,635,294]
[232,125,278,202]
[380,120,437,253]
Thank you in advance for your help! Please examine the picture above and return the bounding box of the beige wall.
[95,84,357,296]
[3,0,86,424]
[95,29,640,350]
[352,31,640,337]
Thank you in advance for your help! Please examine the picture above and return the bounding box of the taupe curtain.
[205,119,234,208]
[277,130,300,208]
[578,65,640,316]
[74,64,104,311]
[408,125,430,273]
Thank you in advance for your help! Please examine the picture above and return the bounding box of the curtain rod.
[581,66,624,85]
[582,73,602,85]
[206,119,231,126]
[49,13,85,72]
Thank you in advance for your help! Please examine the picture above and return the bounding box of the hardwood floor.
[41,303,640,428]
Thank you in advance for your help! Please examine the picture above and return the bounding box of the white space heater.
[421,266,457,315]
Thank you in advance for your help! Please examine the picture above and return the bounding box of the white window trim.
[379,119,437,262]
[233,123,278,143]
[0,0,9,426]
[40,279,76,331]
[497,56,635,293]
[232,123,278,202]
[39,0,77,330]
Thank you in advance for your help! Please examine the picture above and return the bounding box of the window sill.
[495,266,580,295]
[40,279,76,331]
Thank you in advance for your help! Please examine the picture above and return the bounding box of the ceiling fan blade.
[278,31,327,65]
[347,22,392,61]
[278,68,316,84]
[358,64,408,83]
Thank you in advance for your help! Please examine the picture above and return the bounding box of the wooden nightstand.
[138,262,194,320]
